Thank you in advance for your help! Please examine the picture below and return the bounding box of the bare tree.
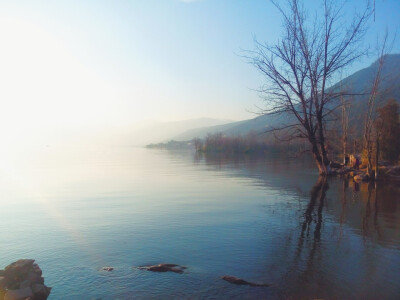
[362,31,390,178]
[341,95,350,164]
[247,0,371,175]
[374,117,383,180]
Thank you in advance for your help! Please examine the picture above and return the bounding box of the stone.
[27,272,44,285]
[5,260,35,272]
[350,171,361,177]
[4,287,33,300]
[138,263,187,274]
[1,260,51,300]
[337,167,352,175]
[222,275,269,287]
[19,279,30,289]
[330,161,342,169]
[4,260,35,283]
[7,282,20,290]
[0,276,6,289]
[31,284,51,300]
[32,264,42,276]
[354,173,369,182]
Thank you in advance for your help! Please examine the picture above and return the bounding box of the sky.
[0,0,399,146]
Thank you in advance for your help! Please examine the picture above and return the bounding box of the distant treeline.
[146,140,193,150]
[145,133,299,154]
[146,100,400,167]
[194,132,273,154]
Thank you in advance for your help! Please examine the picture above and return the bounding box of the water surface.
[0,146,399,299]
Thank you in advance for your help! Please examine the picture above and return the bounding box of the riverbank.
[330,163,400,181]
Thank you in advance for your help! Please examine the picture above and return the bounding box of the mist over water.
[1,146,399,299]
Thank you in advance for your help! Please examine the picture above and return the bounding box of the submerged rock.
[101,267,114,272]
[222,275,269,287]
[0,259,51,300]
[137,264,187,274]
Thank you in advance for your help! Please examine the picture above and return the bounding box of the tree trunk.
[341,97,348,164]
[317,115,330,173]
[367,143,374,178]
[309,135,327,175]
[375,136,380,180]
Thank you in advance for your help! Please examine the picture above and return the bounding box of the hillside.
[127,118,235,146]
[173,54,400,141]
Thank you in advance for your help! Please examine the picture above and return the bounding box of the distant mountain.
[331,54,400,129]
[173,119,247,140]
[173,114,287,141]
[127,118,235,145]
[174,54,400,141]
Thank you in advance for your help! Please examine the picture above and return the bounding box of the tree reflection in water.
[288,176,329,286]
[302,176,328,242]
[192,151,400,298]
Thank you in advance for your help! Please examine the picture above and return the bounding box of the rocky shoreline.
[330,165,400,182]
[0,260,51,300]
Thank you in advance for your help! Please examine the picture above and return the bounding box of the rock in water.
[0,277,6,288]
[4,259,35,284]
[31,284,52,300]
[137,263,187,274]
[101,267,114,272]
[4,287,33,300]
[0,259,51,300]
[222,275,269,287]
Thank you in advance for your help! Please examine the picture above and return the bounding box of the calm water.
[0,146,399,299]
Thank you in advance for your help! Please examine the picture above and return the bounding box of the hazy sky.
[0,0,399,144]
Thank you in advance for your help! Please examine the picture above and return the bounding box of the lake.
[1,146,399,299]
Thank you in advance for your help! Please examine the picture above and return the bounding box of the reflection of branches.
[360,181,383,244]
[301,177,329,281]
[288,176,329,278]
[351,180,360,202]
[362,182,373,242]
[301,176,328,241]
[374,182,381,239]
[338,178,349,243]
[314,183,326,242]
